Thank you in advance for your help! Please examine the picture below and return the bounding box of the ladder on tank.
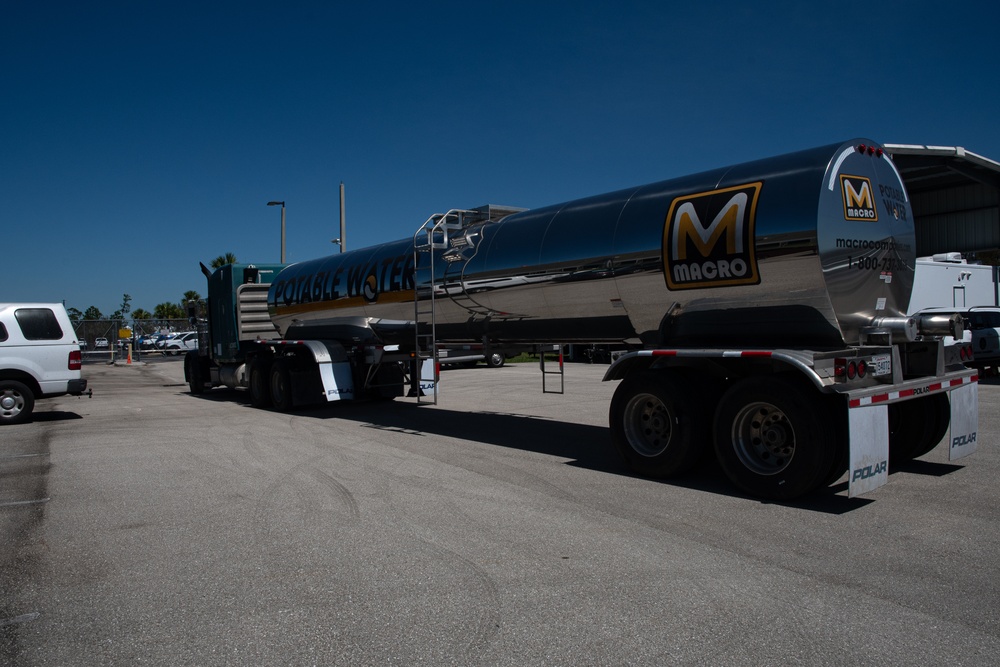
[412,209,475,405]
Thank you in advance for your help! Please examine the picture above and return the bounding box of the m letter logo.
[663,182,762,290]
[841,175,878,221]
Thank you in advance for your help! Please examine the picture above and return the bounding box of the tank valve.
[866,317,918,342]
[915,312,965,339]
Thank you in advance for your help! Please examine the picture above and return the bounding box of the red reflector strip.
[649,350,678,357]
[849,374,978,408]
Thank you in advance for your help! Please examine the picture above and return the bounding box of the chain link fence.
[73,318,191,360]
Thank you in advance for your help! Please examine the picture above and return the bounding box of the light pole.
[331,181,346,253]
[267,201,285,263]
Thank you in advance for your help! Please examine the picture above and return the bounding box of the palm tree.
[210,253,238,269]
[154,302,184,319]
[131,309,152,320]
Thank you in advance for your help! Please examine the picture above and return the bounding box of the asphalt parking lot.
[2,359,999,666]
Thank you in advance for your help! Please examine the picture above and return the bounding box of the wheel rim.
[731,401,795,475]
[0,389,25,418]
[622,391,674,457]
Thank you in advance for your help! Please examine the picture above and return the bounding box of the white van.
[0,303,89,424]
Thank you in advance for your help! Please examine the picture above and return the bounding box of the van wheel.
[714,377,836,500]
[0,380,35,425]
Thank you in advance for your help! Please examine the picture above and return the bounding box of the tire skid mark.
[409,533,502,658]
[252,454,361,549]
[362,476,501,658]
[306,467,360,520]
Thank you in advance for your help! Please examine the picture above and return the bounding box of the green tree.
[210,253,238,269]
[66,307,83,322]
[83,306,104,320]
[154,302,184,319]
[111,293,133,320]
[131,308,152,320]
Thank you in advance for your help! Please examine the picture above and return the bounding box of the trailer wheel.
[248,357,272,408]
[714,377,836,500]
[888,394,951,465]
[269,360,293,412]
[609,372,706,478]
[0,380,35,425]
[185,351,204,394]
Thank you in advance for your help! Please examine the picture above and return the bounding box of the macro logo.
[841,175,878,221]
[662,182,762,290]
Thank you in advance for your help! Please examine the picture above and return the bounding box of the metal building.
[885,144,1000,256]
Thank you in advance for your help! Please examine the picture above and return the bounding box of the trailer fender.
[266,339,355,402]
[604,349,825,388]
[603,354,655,382]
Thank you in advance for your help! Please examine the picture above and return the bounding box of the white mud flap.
[419,358,437,395]
[319,360,355,401]
[847,404,889,498]
[948,382,978,460]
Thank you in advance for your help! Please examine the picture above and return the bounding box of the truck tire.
[185,352,205,394]
[248,358,272,408]
[0,380,35,425]
[486,352,505,368]
[713,376,836,500]
[888,394,951,465]
[609,372,706,478]
[269,359,293,412]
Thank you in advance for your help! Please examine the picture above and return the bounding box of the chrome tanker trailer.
[187,138,979,500]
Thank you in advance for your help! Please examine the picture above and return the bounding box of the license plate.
[871,353,891,376]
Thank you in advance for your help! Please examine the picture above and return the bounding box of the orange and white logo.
[841,175,878,221]
[662,182,762,290]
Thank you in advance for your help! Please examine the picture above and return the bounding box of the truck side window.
[14,308,63,340]
[0,322,7,342]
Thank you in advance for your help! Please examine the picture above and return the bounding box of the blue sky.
[4,1,998,316]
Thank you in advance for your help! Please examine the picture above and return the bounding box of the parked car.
[0,303,88,424]
[965,308,1000,363]
[94,337,109,349]
[916,306,1000,372]
[161,331,198,355]
[138,335,159,350]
